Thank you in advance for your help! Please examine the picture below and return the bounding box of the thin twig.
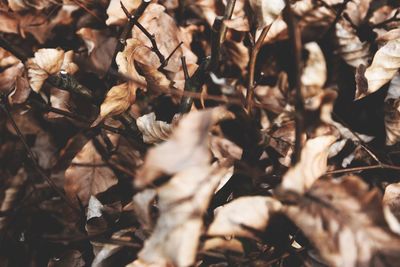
[327,164,400,175]
[159,41,184,70]
[0,96,79,213]
[283,1,304,164]
[245,25,271,112]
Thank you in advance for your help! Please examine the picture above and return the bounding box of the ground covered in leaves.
[1,0,400,266]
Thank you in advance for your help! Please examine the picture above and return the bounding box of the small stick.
[159,41,184,70]
[245,25,271,112]
[283,0,304,165]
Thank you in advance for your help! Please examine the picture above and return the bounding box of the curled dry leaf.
[26,48,78,93]
[0,47,30,104]
[46,87,71,120]
[336,19,370,68]
[64,138,118,206]
[282,175,400,267]
[136,112,174,144]
[249,0,285,29]
[356,38,400,100]
[280,131,338,193]
[207,196,282,238]
[132,165,232,267]
[8,0,60,11]
[135,107,234,188]
[92,83,136,126]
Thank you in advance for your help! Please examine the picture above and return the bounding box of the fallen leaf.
[207,196,282,238]
[249,0,285,29]
[92,83,136,126]
[132,165,231,267]
[64,139,118,206]
[135,107,234,188]
[282,175,400,267]
[26,48,78,93]
[136,112,174,144]
[355,38,400,100]
[301,42,327,95]
[106,0,142,25]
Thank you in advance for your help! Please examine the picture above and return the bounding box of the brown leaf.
[136,112,174,144]
[355,38,400,100]
[27,48,78,92]
[0,47,30,104]
[135,107,234,188]
[207,196,282,238]
[282,175,400,267]
[64,139,118,206]
[384,74,400,145]
[106,0,142,25]
[301,42,327,93]
[76,28,117,77]
[249,0,285,29]
[336,19,371,68]
[132,165,231,267]
[92,83,136,126]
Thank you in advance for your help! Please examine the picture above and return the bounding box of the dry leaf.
[76,28,117,77]
[249,0,285,29]
[208,196,282,238]
[336,19,371,68]
[301,42,327,93]
[136,112,174,144]
[384,74,400,145]
[280,132,338,193]
[106,0,142,25]
[356,38,400,100]
[92,83,136,126]
[64,139,118,206]
[132,165,231,267]
[0,47,30,104]
[282,175,400,267]
[27,48,78,92]
[135,107,234,188]
[131,189,157,230]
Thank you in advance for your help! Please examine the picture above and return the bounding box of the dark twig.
[0,96,79,213]
[159,41,184,70]
[372,8,400,28]
[210,0,237,72]
[47,72,93,99]
[283,0,304,165]
[179,57,211,113]
[245,25,271,113]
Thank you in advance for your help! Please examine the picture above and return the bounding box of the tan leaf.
[46,87,71,120]
[356,38,400,100]
[64,139,118,206]
[282,175,400,267]
[301,42,327,93]
[8,0,60,11]
[132,165,231,267]
[106,0,142,25]
[280,132,338,194]
[131,189,157,230]
[135,107,234,188]
[384,74,400,145]
[92,83,136,126]
[383,182,400,234]
[136,112,174,144]
[336,19,370,68]
[249,0,285,29]
[76,28,117,77]
[208,196,282,238]
[0,48,30,104]
[26,48,78,92]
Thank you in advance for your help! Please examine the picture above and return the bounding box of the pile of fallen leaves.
[0,0,400,266]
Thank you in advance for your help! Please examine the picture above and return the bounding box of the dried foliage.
[1,1,400,267]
